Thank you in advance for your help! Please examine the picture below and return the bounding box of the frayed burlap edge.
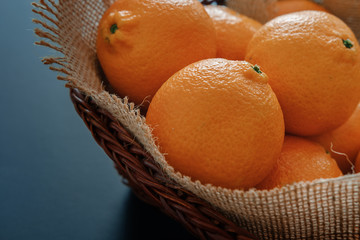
[33,0,360,239]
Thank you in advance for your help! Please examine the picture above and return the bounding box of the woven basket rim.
[69,87,258,240]
[32,0,360,239]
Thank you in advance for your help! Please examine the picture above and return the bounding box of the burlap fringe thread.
[33,0,360,239]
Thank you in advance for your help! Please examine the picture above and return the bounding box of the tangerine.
[146,59,285,189]
[204,5,262,60]
[270,0,328,19]
[256,135,343,190]
[245,11,360,136]
[309,103,360,173]
[96,0,216,105]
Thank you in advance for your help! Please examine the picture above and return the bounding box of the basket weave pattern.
[33,0,360,239]
[69,88,256,240]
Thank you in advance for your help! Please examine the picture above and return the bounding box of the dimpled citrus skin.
[96,0,216,105]
[270,0,329,19]
[256,135,343,190]
[204,5,262,60]
[309,103,360,173]
[245,11,360,136]
[146,59,285,190]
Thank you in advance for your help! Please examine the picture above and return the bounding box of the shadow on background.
[118,191,198,240]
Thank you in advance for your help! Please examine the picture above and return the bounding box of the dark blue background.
[0,1,196,239]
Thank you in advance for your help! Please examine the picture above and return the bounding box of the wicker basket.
[69,87,257,240]
[33,0,360,239]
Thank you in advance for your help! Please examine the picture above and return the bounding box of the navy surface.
[0,1,196,239]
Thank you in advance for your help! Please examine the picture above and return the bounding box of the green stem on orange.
[343,39,353,49]
[110,23,118,34]
[252,65,262,74]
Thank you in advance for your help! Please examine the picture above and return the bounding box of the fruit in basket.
[204,5,262,60]
[269,0,329,19]
[308,103,360,173]
[146,59,285,189]
[245,11,360,136]
[256,135,343,190]
[96,0,216,105]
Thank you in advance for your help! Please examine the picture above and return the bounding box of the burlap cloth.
[33,0,360,239]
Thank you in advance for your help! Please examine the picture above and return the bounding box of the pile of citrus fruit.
[96,0,360,190]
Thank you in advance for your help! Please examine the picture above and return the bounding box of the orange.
[204,5,262,60]
[256,135,343,190]
[309,103,360,173]
[146,59,285,189]
[245,11,360,136]
[270,0,328,19]
[355,151,360,173]
[96,0,216,105]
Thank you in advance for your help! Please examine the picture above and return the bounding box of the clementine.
[270,0,328,19]
[245,11,360,136]
[204,5,262,60]
[96,0,216,105]
[309,103,360,173]
[256,135,343,190]
[146,59,285,189]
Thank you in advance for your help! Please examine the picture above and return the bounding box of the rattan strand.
[69,88,257,240]
[33,0,360,239]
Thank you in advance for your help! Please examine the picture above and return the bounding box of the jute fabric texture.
[33,0,360,238]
